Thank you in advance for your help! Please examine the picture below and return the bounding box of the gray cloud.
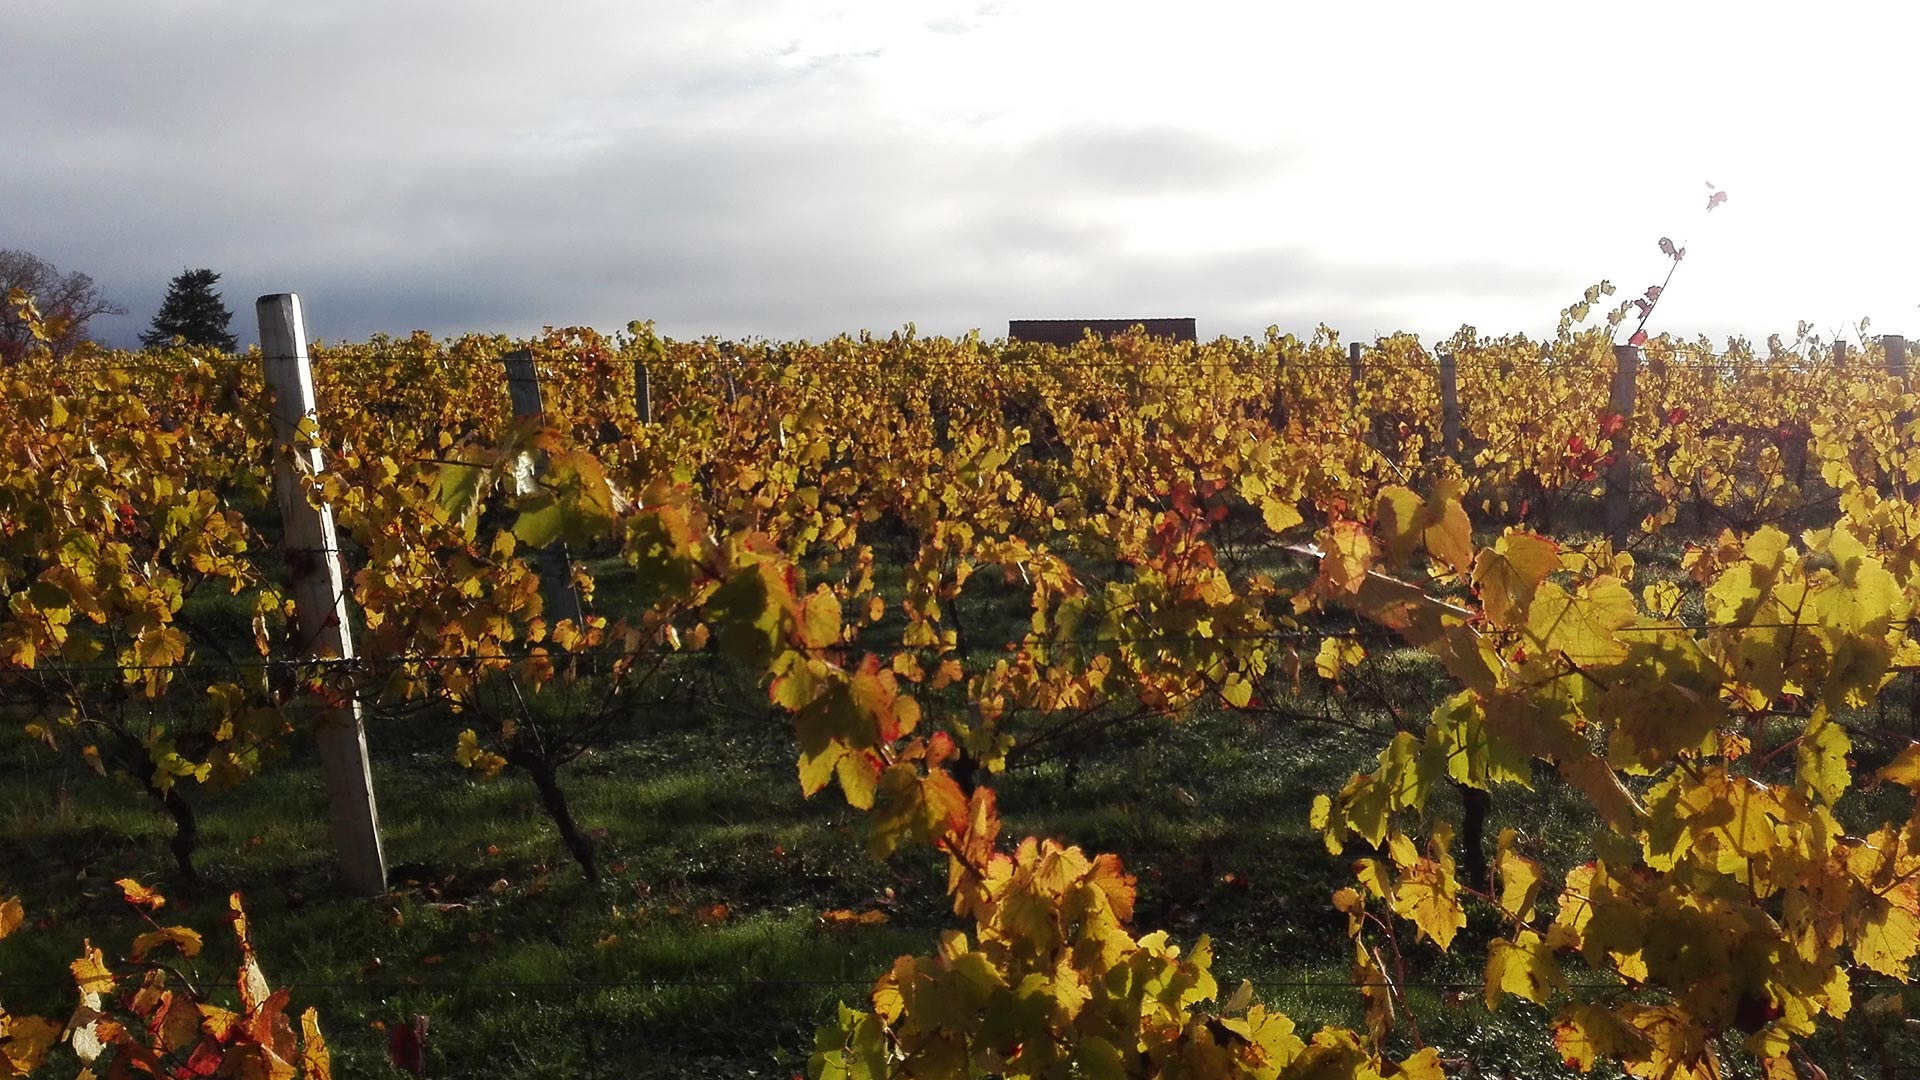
[4,2,1593,350]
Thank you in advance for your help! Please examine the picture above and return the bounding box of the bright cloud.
[4,0,1915,347]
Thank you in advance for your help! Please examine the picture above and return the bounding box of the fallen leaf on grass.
[819,908,890,928]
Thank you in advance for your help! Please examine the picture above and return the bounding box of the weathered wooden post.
[1887,335,1911,431]
[1347,341,1363,409]
[1270,345,1288,434]
[1605,344,1640,542]
[1437,352,1461,459]
[256,293,387,896]
[635,360,653,424]
[502,350,585,629]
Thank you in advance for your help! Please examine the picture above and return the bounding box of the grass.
[0,638,1638,1078]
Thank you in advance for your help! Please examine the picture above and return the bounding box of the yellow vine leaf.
[1314,637,1364,681]
[1317,520,1376,597]
[1387,824,1464,951]
[1850,880,1920,979]
[1261,493,1303,534]
[1395,1046,1446,1080]
[1553,1002,1649,1072]
[1795,708,1852,805]
[834,752,881,811]
[1622,1004,1718,1080]
[1484,928,1565,1009]
[1374,484,1471,575]
[1495,828,1543,921]
[1878,742,1920,792]
[1480,693,1641,832]
[798,587,842,650]
[0,1014,60,1074]
[1421,484,1474,575]
[453,730,507,778]
[1374,486,1425,565]
[71,943,114,995]
[1472,531,1559,630]
[1221,671,1253,708]
[1524,577,1637,668]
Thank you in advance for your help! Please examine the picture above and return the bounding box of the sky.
[6,1,1917,350]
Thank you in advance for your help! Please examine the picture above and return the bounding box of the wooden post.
[635,360,652,424]
[1270,347,1288,434]
[501,350,585,629]
[1888,335,1911,430]
[1347,341,1363,408]
[256,294,387,897]
[1605,344,1640,542]
[1833,340,1847,368]
[721,351,739,408]
[1437,352,1461,459]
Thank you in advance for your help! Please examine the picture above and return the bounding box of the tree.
[143,268,237,351]
[0,248,125,361]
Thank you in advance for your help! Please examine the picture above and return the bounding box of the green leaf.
[705,561,787,666]
[432,459,487,523]
[546,449,617,545]
[511,492,562,549]
[1074,1035,1128,1080]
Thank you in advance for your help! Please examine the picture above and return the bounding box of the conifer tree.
[142,268,236,351]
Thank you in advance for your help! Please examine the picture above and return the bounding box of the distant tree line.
[1,248,236,361]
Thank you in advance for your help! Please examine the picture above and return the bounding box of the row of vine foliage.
[6,287,1920,1074]
[10,298,1916,887]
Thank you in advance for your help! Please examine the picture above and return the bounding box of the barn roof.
[1008,318,1197,345]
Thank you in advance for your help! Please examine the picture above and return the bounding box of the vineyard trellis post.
[1887,336,1909,430]
[1347,341,1362,409]
[256,293,388,896]
[1270,345,1288,433]
[502,349,586,629]
[1605,344,1640,542]
[1437,352,1460,458]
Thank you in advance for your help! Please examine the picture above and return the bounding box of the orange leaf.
[130,926,204,961]
[116,878,166,911]
[300,1009,332,1080]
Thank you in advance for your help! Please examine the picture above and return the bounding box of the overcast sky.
[7,1,1916,349]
